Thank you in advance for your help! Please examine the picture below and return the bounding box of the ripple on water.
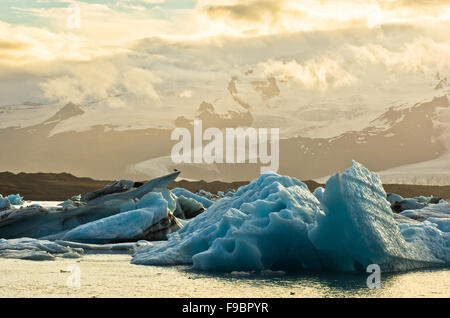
[0,254,448,298]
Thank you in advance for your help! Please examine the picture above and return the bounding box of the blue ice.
[62,193,169,244]
[133,161,450,272]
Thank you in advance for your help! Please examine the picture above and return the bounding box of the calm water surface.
[0,254,448,298]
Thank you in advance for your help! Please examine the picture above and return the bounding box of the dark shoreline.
[0,171,449,201]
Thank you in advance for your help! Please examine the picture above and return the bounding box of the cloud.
[0,40,29,50]
[261,57,358,90]
[197,0,450,35]
[202,0,287,23]
[1,0,450,133]
[38,59,162,107]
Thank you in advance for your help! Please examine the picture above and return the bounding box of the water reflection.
[181,267,450,298]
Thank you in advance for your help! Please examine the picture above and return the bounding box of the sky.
[1,0,450,136]
[2,0,450,63]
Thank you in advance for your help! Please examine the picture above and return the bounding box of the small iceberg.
[0,171,182,240]
[62,192,182,243]
[0,237,82,261]
[0,194,24,211]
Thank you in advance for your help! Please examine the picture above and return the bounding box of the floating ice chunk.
[0,237,78,254]
[387,193,404,204]
[84,171,180,206]
[133,172,323,271]
[0,203,122,239]
[391,198,427,212]
[55,240,148,252]
[62,193,181,244]
[308,161,444,272]
[229,271,253,276]
[390,195,444,213]
[260,269,286,276]
[71,194,82,201]
[171,188,213,208]
[58,200,78,209]
[0,249,56,261]
[175,195,205,219]
[400,203,450,221]
[61,252,82,259]
[197,189,220,201]
[7,194,23,205]
[0,172,180,240]
[0,237,81,260]
[0,197,11,210]
[133,161,449,273]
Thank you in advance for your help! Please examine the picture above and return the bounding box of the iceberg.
[6,194,23,205]
[0,237,83,260]
[389,194,444,213]
[0,196,11,211]
[0,237,151,260]
[175,195,205,219]
[171,188,213,208]
[399,202,450,221]
[307,162,446,272]
[1,163,448,271]
[55,240,151,252]
[83,171,180,207]
[133,161,450,273]
[0,172,180,240]
[0,194,24,211]
[62,192,182,243]
[132,169,324,270]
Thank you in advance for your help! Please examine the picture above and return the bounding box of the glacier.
[132,161,450,273]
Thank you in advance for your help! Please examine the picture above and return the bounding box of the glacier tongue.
[133,161,449,272]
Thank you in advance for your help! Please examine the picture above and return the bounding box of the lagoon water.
[0,253,448,298]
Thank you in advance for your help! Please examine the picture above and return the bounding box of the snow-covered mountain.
[0,73,448,184]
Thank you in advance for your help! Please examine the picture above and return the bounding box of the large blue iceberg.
[132,162,450,273]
